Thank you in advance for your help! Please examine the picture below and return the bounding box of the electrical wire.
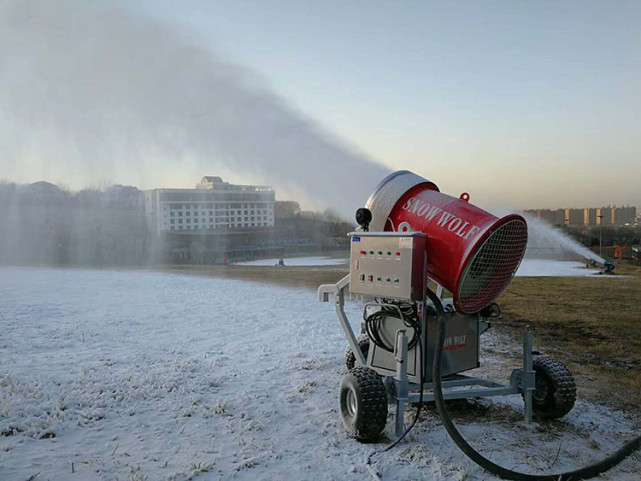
[427,288,641,481]
[365,303,426,476]
[365,300,420,352]
[365,290,640,480]
[365,300,448,478]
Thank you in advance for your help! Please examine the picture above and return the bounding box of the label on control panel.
[399,237,413,249]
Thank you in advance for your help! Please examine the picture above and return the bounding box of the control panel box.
[349,232,426,301]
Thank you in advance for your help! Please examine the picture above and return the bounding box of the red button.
[395,252,400,256]
[360,250,366,255]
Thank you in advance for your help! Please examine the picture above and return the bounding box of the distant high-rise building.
[583,208,597,226]
[525,205,636,227]
[537,209,565,226]
[596,207,613,226]
[144,177,275,236]
[614,205,637,225]
[564,209,583,226]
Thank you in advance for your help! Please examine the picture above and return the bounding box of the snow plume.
[522,213,605,264]
[0,0,390,218]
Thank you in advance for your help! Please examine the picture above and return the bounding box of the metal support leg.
[331,276,367,366]
[393,329,409,438]
[522,327,535,423]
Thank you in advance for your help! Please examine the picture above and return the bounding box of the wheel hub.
[533,374,549,402]
[346,388,358,417]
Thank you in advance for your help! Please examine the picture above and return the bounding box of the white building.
[144,177,275,236]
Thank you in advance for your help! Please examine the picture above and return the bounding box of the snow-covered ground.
[1,267,639,480]
[235,256,348,266]
[516,259,600,277]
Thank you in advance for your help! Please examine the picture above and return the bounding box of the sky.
[2,0,640,212]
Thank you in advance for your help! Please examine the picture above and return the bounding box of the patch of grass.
[158,264,349,290]
[497,275,641,411]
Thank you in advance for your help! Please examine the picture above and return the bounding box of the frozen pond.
[235,256,348,266]
[516,259,600,277]
[1,268,638,480]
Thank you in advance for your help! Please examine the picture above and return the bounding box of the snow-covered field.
[1,267,639,480]
[516,259,599,277]
[235,256,348,266]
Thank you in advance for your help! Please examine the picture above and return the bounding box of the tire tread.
[345,335,370,370]
[341,367,387,441]
[532,356,576,419]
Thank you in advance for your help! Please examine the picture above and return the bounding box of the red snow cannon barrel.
[365,171,527,314]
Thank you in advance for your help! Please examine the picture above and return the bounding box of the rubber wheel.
[530,357,577,419]
[339,367,388,441]
[345,335,370,370]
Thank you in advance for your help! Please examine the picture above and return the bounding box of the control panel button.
[368,275,373,282]
[359,274,365,281]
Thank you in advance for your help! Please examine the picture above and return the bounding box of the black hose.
[427,288,641,481]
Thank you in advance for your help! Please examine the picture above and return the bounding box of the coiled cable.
[365,300,421,352]
[427,287,641,481]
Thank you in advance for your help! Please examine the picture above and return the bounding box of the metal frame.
[318,275,535,438]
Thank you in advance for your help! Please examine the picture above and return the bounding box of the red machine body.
[365,171,527,313]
